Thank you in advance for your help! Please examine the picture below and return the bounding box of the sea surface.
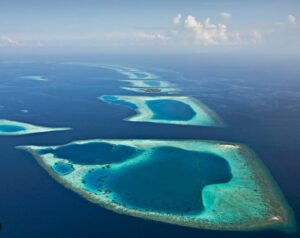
[0,54,299,237]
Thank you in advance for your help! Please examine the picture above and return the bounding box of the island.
[121,87,179,94]
[17,139,297,232]
[121,80,172,88]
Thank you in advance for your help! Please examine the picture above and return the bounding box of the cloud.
[250,31,262,43]
[172,14,263,46]
[134,32,168,42]
[235,31,262,45]
[0,36,22,47]
[220,12,231,20]
[173,13,182,25]
[184,15,229,45]
[288,15,296,25]
[185,15,199,28]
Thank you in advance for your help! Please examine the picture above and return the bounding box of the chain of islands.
[14,64,297,233]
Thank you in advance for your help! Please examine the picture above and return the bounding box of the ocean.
[0,54,299,237]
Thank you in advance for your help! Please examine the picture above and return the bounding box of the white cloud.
[185,15,200,28]
[0,36,22,47]
[288,15,296,25]
[235,31,262,45]
[220,12,231,20]
[184,15,229,45]
[134,32,168,42]
[173,13,182,25]
[251,31,262,43]
[89,31,169,45]
[174,14,262,46]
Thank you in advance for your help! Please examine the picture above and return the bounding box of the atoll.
[18,139,297,232]
[0,119,70,136]
[100,95,224,127]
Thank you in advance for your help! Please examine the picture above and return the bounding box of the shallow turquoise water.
[38,142,142,165]
[83,146,232,215]
[0,125,26,133]
[102,95,138,110]
[130,72,152,79]
[145,81,161,87]
[52,162,74,176]
[146,100,196,121]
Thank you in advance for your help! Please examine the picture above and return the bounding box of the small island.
[121,80,171,88]
[121,87,179,94]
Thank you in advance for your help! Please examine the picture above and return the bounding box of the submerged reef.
[100,95,224,127]
[19,75,48,81]
[18,139,297,232]
[0,119,70,136]
[64,63,159,80]
[100,65,159,80]
[121,80,171,88]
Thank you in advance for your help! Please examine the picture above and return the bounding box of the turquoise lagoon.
[18,139,296,232]
[0,124,26,133]
[0,119,71,136]
[100,95,224,127]
[52,162,75,176]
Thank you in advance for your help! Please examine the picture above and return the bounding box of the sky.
[0,0,299,55]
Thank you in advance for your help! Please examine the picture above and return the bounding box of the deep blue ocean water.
[0,54,299,237]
